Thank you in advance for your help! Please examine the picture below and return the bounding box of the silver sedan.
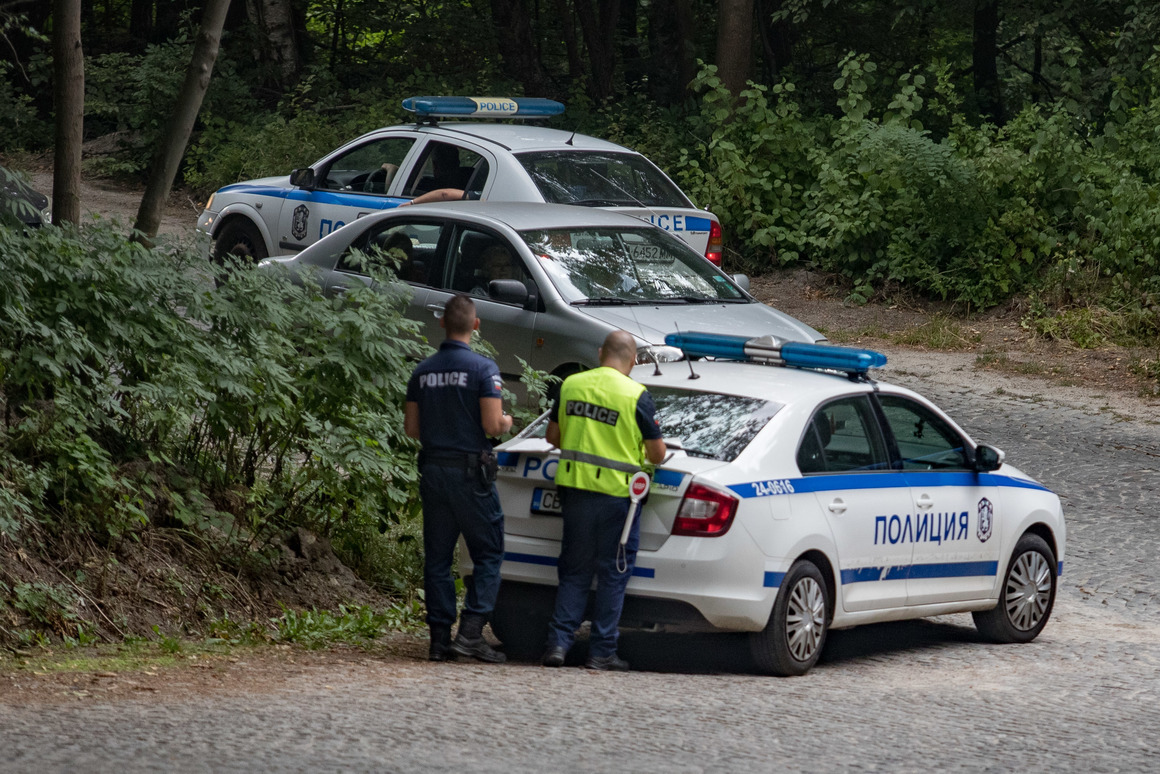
[257,202,824,383]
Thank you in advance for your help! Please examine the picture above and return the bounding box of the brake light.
[705,220,723,266]
[671,482,739,537]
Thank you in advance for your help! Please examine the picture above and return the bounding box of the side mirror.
[289,167,316,189]
[732,274,750,292]
[489,279,529,306]
[974,444,1005,472]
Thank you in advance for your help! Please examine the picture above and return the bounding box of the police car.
[475,333,1065,675]
[257,202,823,386]
[197,96,724,265]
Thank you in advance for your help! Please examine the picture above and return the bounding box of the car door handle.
[916,494,934,510]
[425,303,445,315]
[827,498,847,514]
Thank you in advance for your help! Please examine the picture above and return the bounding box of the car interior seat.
[452,232,498,293]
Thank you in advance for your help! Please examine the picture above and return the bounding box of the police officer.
[541,330,666,671]
[404,294,513,663]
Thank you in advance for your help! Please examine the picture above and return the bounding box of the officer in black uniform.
[405,294,513,662]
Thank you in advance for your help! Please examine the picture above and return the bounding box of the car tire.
[489,583,555,661]
[212,219,268,267]
[973,532,1056,643]
[750,559,829,676]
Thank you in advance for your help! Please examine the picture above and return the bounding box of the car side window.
[446,228,530,297]
[338,220,445,286]
[404,142,488,198]
[877,395,969,470]
[797,396,888,474]
[320,137,415,193]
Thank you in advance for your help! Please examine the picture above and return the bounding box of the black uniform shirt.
[406,340,504,454]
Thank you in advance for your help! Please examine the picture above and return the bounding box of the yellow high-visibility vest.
[555,367,647,497]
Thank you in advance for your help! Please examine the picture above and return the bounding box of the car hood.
[575,301,825,345]
[220,175,291,192]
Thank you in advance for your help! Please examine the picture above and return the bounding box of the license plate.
[531,488,562,515]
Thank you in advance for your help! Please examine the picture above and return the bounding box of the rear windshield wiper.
[572,297,640,306]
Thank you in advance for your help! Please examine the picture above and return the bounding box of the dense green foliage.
[678,56,1160,318]
[0,221,426,566]
[4,2,1158,326]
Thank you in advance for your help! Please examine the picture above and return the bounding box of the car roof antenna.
[674,323,700,380]
[565,131,576,146]
[626,305,662,375]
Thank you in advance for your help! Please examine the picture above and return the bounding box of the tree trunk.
[645,0,695,103]
[246,0,300,88]
[52,0,84,226]
[574,0,620,101]
[490,0,550,95]
[129,0,155,44]
[134,0,232,241]
[619,0,643,88]
[716,0,753,98]
[758,0,793,79]
[551,0,585,88]
[972,0,1003,123]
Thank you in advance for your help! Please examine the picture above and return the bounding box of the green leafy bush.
[0,220,425,551]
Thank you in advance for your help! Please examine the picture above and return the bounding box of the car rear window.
[516,151,692,208]
[519,388,778,462]
[651,388,781,461]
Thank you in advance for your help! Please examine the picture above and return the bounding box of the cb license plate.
[531,488,562,515]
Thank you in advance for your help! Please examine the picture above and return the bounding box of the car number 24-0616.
[531,488,562,515]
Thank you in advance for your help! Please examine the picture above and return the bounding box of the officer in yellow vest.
[541,330,666,671]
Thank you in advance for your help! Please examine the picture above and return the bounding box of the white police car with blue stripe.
[470,332,1065,675]
[197,96,724,266]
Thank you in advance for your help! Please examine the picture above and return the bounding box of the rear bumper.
[492,531,776,632]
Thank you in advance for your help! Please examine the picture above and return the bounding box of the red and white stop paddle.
[620,471,651,547]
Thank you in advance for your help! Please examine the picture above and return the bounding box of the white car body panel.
[472,359,1066,639]
[197,121,719,258]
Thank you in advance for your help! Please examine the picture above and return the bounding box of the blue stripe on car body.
[728,471,1051,499]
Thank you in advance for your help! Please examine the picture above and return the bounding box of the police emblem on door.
[291,204,309,240]
[977,497,994,543]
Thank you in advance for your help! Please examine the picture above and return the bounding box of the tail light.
[671,482,739,537]
[704,220,723,266]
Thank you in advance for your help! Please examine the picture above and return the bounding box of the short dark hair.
[443,294,476,337]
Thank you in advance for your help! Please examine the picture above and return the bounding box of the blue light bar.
[402,96,565,119]
[663,332,886,375]
[781,342,887,372]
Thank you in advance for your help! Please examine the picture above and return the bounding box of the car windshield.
[521,227,747,304]
[651,388,782,461]
[516,151,691,208]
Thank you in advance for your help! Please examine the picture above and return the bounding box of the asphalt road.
[2,350,1158,773]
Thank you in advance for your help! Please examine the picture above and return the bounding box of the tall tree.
[134,0,231,240]
[973,0,1003,122]
[246,0,299,88]
[716,0,753,97]
[574,0,621,101]
[490,0,550,95]
[52,0,84,225]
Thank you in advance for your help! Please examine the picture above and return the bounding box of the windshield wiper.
[649,295,719,304]
[572,297,640,306]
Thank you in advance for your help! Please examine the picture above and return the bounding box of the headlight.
[636,345,685,365]
[204,193,216,211]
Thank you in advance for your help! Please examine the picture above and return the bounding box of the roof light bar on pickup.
[663,332,887,375]
[401,96,565,119]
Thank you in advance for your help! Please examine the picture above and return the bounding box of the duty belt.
[420,451,482,468]
[558,449,639,474]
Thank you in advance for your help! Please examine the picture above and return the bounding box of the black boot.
[429,625,453,662]
[450,613,506,663]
